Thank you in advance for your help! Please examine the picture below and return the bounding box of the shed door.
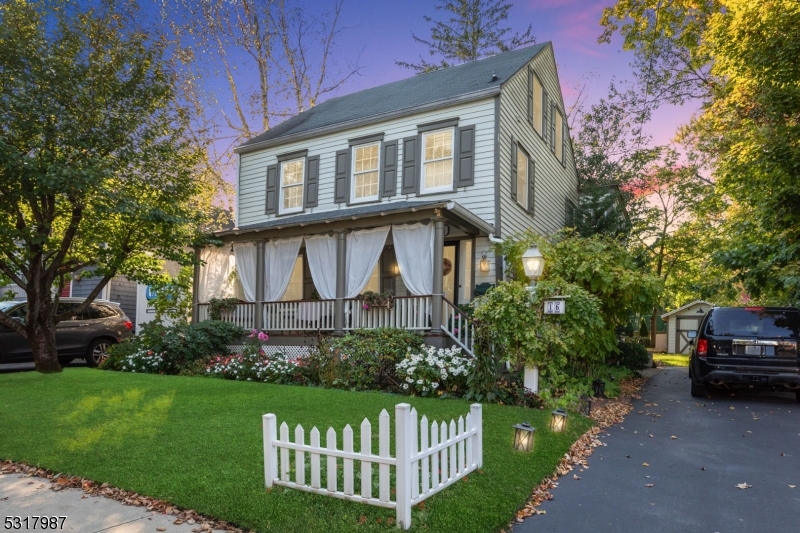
[677,317,700,354]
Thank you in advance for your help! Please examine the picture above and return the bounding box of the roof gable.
[237,43,549,153]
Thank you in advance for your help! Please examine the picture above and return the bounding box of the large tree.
[0,0,211,373]
[396,0,535,73]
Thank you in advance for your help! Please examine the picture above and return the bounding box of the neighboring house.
[194,43,579,356]
[661,300,714,354]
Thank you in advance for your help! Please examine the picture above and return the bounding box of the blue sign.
[145,285,158,301]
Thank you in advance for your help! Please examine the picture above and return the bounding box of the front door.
[443,244,458,304]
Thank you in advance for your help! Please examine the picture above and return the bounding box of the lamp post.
[522,246,545,393]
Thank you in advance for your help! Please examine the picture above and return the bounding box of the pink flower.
[258,331,269,341]
[248,329,258,338]
[362,303,369,309]
[453,328,459,335]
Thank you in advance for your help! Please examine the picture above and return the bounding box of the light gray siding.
[497,45,579,237]
[109,277,137,320]
[238,99,497,230]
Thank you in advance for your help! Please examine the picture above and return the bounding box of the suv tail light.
[697,339,708,359]
[123,321,133,330]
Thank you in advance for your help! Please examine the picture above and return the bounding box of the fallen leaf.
[670,436,677,439]
[645,484,654,488]
[626,455,631,458]
[747,431,752,434]
[358,516,367,525]
[736,483,751,490]
[642,463,650,467]
[156,529,166,532]
[573,474,581,480]
[701,466,706,471]
[729,406,735,410]
[789,485,796,489]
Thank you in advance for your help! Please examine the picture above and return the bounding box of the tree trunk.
[28,314,61,374]
[650,308,657,349]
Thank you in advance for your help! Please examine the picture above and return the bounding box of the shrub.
[118,348,165,374]
[395,345,472,397]
[206,330,311,386]
[331,328,425,391]
[103,320,245,374]
[611,340,650,371]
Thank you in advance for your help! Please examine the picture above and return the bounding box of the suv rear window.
[705,308,800,339]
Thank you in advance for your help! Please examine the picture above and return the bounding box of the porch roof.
[217,201,495,238]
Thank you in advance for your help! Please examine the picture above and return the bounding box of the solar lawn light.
[549,408,568,433]
[512,422,536,452]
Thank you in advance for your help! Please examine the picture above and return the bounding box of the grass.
[652,353,689,367]
[0,370,591,533]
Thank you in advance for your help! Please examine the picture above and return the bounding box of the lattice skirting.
[227,344,312,358]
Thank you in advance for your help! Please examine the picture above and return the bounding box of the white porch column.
[191,246,200,323]
[334,230,346,335]
[430,217,445,334]
[255,240,265,330]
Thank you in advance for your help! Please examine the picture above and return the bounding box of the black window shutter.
[550,104,557,152]
[334,149,349,203]
[528,159,535,215]
[401,136,418,194]
[304,156,319,208]
[527,70,533,124]
[510,138,518,202]
[542,91,549,145]
[454,125,475,188]
[265,164,278,214]
[380,140,398,198]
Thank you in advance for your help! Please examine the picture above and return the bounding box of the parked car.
[0,298,133,367]
[688,306,800,402]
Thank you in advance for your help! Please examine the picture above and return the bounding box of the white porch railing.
[442,297,475,357]
[262,300,336,331]
[197,302,256,329]
[262,403,482,530]
[345,295,431,330]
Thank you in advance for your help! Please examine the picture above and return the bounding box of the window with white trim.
[279,158,304,214]
[516,147,529,208]
[532,76,543,135]
[555,109,564,162]
[351,142,380,203]
[421,128,454,193]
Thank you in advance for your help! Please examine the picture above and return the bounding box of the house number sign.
[544,300,566,314]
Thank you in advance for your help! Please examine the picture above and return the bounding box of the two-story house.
[193,42,578,356]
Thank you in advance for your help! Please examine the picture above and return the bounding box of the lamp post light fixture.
[512,422,536,452]
[549,408,568,433]
[521,245,546,395]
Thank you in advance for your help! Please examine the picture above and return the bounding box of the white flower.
[416,379,423,384]
[406,377,414,383]
[432,382,439,389]
[402,383,409,390]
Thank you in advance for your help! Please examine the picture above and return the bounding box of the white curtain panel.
[233,242,258,302]
[199,247,235,302]
[263,236,303,302]
[304,234,338,300]
[345,226,390,298]
[392,223,434,296]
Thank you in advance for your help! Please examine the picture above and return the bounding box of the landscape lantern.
[579,395,592,417]
[521,246,545,281]
[592,378,606,398]
[512,422,536,452]
[549,408,568,433]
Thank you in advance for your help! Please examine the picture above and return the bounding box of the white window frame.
[420,128,455,194]
[279,157,305,215]
[516,146,529,209]
[350,141,381,204]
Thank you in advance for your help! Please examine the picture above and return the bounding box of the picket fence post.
[395,403,412,530]
[470,404,483,468]
[262,414,277,488]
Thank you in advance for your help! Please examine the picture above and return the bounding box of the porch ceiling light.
[521,246,545,280]
[549,408,568,433]
[512,422,535,452]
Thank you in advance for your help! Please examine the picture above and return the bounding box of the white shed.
[661,300,714,354]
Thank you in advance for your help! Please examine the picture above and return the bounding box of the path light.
[512,422,536,452]
[579,395,592,417]
[521,246,545,283]
[549,408,568,433]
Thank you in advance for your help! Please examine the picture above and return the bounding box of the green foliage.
[356,291,395,310]
[148,266,194,324]
[208,297,240,320]
[396,0,535,73]
[395,346,472,397]
[330,329,425,391]
[610,341,650,371]
[104,320,243,374]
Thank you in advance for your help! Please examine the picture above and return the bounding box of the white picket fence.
[262,403,482,530]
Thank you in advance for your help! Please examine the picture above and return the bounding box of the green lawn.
[0,370,591,532]
[653,353,689,367]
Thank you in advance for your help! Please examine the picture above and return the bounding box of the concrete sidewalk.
[0,473,197,532]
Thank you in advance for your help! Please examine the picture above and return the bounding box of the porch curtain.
[263,236,303,302]
[304,234,338,300]
[198,246,235,302]
[392,223,434,296]
[233,242,258,302]
[345,226,390,297]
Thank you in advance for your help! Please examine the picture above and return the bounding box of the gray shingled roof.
[238,43,548,150]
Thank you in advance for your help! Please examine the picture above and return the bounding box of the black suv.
[689,306,800,402]
[0,298,133,367]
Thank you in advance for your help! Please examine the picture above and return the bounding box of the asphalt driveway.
[513,367,800,533]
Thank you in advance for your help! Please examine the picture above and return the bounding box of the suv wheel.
[85,339,114,368]
[691,381,706,398]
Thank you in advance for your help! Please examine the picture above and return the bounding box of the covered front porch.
[193,201,498,356]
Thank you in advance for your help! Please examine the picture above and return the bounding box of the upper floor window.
[421,128,454,193]
[351,142,380,203]
[532,75,543,135]
[555,109,564,162]
[516,147,529,208]
[280,158,304,214]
